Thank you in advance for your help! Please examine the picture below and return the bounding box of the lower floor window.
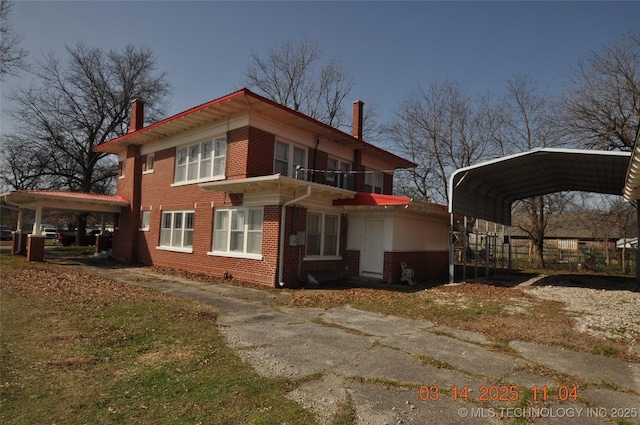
[307,212,339,256]
[140,210,151,231]
[213,207,263,255]
[160,210,194,249]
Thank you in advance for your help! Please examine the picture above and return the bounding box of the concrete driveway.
[71,260,639,425]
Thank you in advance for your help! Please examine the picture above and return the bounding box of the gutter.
[278,185,312,287]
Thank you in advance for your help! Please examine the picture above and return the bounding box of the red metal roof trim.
[95,89,250,152]
[15,190,129,203]
[94,88,416,169]
[333,192,412,206]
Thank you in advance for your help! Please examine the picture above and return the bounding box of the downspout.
[278,185,312,287]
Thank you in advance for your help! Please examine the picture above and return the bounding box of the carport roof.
[623,131,640,201]
[448,148,631,225]
[1,190,129,213]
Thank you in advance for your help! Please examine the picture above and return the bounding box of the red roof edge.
[94,88,416,169]
[95,88,252,152]
[15,190,129,203]
[333,192,412,206]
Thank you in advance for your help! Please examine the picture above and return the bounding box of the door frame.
[360,219,384,278]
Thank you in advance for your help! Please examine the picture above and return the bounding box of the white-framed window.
[158,210,194,252]
[139,210,151,231]
[306,212,340,257]
[274,140,306,179]
[326,158,353,190]
[174,136,226,184]
[143,154,154,174]
[364,170,383,194]
[118,160,126,179]
[210,207,263,259]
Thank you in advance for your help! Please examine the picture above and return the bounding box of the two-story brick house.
[95,88,449,287]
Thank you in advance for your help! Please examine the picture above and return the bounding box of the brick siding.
[111,122,414,287]
[383,250,448,284]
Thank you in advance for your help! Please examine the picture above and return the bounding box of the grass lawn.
[0,255,317,425]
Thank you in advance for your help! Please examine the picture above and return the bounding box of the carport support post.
[449,213,455,284]
[508,225,512,273]
[462,216,468,282]
[474,219,479,279]
[637,204,640,286]
[15,208,24,254]
[32,204,43,236]
[485,220,490,278]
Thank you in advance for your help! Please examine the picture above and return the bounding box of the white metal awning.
[199,174,356,202]
[449,148,631,225]
[623,131,640,201]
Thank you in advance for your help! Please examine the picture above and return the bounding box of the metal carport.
[1,190,129,260]
[448,148,632,283]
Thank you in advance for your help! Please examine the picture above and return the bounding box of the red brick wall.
[383,172,394,195]
[278,207,350,287]
[227,127,249,179]
[112,145,142,263]
[11,232,27,255]
[111,120,408,287]
[135,193,281,287]
[26,235,45,262]
[112,131,284,287]
[344,249,360,279]
[383,251,448,284]
[311,150,329,184]
[353,150,365,192]
[246,127,275,177]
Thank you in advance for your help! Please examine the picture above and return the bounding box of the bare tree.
[7,43,171,194]
[612,199,638,274]
[497,74,563,268]
[0,0,27,79]
[557,33,640,151]
[495,74,560,153]
[3,43,170,240]
[0,134,47,190]
[243,36,354,129]
[387,79,498,204]
[582,195,638,273]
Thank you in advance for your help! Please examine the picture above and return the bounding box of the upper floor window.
[143,154,154,174]
[326,158,354,190]
[364,170,383,194]
[175,137,226,184]
[306,212,340,257]
[159,210,194,252]
[118,160,125,179]
[211,207,263,259]
[274,141,306,179]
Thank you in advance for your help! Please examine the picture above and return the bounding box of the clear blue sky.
[2,1,639,135]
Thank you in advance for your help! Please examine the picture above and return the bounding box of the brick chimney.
[352,100,364,139]
[129,98,144,133]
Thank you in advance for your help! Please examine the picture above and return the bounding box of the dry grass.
[144,263,639,362]
[288,279,640,363]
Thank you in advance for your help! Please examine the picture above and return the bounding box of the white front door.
[361,219,384,277]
